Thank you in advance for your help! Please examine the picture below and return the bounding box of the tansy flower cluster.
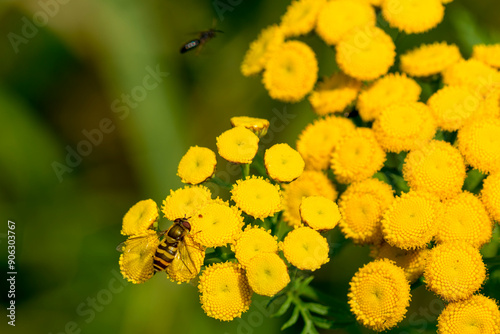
[117,116,343,323]
[115,1,500,332]
[239,0,500,332]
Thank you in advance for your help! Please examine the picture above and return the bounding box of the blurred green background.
[1,0,499,333]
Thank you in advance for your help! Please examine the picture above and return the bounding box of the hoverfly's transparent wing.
[165,234,205,283]
[118,231,160,284]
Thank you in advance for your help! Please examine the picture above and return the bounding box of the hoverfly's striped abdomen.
[152,218,191,272]
[180,40,200,53]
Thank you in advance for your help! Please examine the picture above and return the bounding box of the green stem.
[208,176,232,189]
[241,163,250,179]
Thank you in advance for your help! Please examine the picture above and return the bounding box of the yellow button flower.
[230,116,270,138]
[280,0,325,37]
[300,196,341,231]
[424,242,486,302]
[427,86,481,131]
[442,59,500,97]
[165,234,206,284]
[283,171,338,227]
[190,199,244,247]
[231,176,282,220]
[308,73,361,116]
[245,253,290,297]
[381,191,442,250]
[241,25,284,77]
[336,26,395,81]
[331,127,386,184]
[233,226,278,268]
[216,126,259,164]
[371,243,430,283]
[264,143,305,182]
[296,116,355,170]
[373,102,436,153]
[316,0,375,45]
[281,226,329,271]
[177,146,216,185]
[263,40,318,102]
[339,178,394,245]
[400,42,462,77]
[402,140,466,200]
[437,294,500,334]
[481,172,500,222]
[472,43,500,69]
[356,72,421,122]
[121,199,159,236]
[457,117,500,174]
[478,85,500,119]
[198,262,252,321]
[382,0,444,34]
[348,259,411,332]
[119,230,160,284]
[435,191,493,248]
[161,185,212,221]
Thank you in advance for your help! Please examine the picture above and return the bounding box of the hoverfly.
[180,28,223,54]
[117,218,203,283]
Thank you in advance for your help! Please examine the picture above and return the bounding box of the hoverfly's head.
[175,217,191,232]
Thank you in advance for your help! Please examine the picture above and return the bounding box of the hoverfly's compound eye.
[182,221,192,231]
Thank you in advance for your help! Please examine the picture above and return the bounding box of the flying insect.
[180,28,223,54]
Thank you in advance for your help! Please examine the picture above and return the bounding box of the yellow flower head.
[402,140,466,200]
[437,294,500,334]
[381,191,442,250]
[230,116,270,138]
[481,172,500,222]
[382,0,444,34]
[435,191,493,248]
[316,0,375,45]
[300,196,341,231]
[245,253,290,297]
[233,225,278,268]
[231,176,282,220]
[348,259,411,332]
[339,178,394,245]
[308,73,361,116]
[121,199,159,236]
[400,42,462,77]
[424,242,486,302]
[336,26,396,81]
[371,243,430,283]
[166,234,206,284]
[478,85,500,119]
[241,25,284,77]
[297,116,356,170]
[357,72,421,122]
[443,59,500,97]
[472,43,500,69]
[264,143,305,182]
[427,86,481,131]
[190,199,244,247]
[282,171,338,227]
[457,117,500,174]
[373,102,437,153]
[198,262,252,321]
[280,0,325,37]
[119,230,160,284]
[177,146,217,185]
[281,226,329,271]
[162,185,212,221]
[263,40,318,103]
[331,127,386,184]
[216,126,259,164]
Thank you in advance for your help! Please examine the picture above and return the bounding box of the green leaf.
[463,169,486,193]
[296,276,315,291]
[281,305,300,331]
[272,295,293,317]
[310,315,354,329]
[301,319,319,334]
[304,302,328,316]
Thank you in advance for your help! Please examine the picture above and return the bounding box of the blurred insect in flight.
[117,217,200,283]
[180,28,223,54]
